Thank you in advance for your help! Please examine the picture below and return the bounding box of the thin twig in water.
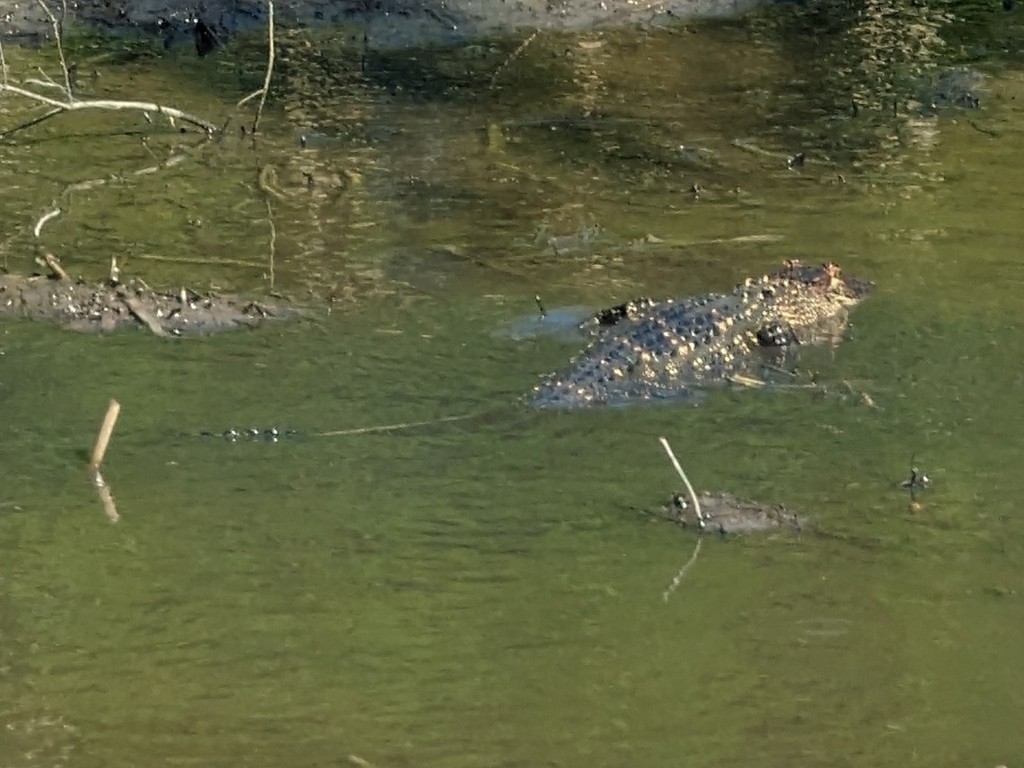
[0,107,65,140]
[0,83,219,132]
[265,199,276,289]
[236,2,276,112]
[317,413,474,437]
[0,37,8,86]
[134,252,264,269]
[34,0,73,98]
[33,208,61,238]
[490,30,538,89]
[251,0,275,134]
[658,436,704,526]
[31,64,61,88]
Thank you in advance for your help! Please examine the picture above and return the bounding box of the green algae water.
[4,4,1024,766]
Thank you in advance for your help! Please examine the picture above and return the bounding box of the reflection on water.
[3,1,1024,765]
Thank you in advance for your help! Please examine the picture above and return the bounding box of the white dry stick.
[0,84,219,132]
[253,0,275,134]
[34,0,73,98]
[0,38,9,86]
[237,0,276,133]
[89,399,121,471]
[658,436,706,602]
[33,208,61,238]
[658,436,704,526]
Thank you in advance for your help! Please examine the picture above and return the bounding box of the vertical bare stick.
[251,0,275,134]
[266,199,276,289]
[658,436,704,525]
[34,0,73,99]
[89,399,121,471]
[0,37,9,86]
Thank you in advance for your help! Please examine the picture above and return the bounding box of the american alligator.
[532,261,871,409]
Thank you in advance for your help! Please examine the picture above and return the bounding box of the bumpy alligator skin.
[532,261,870,408]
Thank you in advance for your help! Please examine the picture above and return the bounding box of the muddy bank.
[0,271,298,336]
[0,0,763,49]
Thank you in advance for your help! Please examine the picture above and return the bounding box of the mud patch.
[662,491,805,535]
[0,273,300,336]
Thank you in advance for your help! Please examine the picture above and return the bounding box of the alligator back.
[532,261,870,408]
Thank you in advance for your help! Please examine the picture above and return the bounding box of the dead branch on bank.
[35,251,69,279]
[1,0,277,139]
[2,0,280,301]
[0,0,220,135]
[116,285,168,337]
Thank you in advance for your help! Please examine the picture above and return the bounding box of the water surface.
[2,4,1024,766]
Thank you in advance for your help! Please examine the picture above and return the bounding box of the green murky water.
[3,3,1024,765]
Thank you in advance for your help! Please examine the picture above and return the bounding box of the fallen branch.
[35,252,69,280]
[116,285,169,337]
[0,83,219,134]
